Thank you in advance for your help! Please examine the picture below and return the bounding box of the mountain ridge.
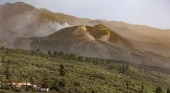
[0,2,170,69]
[12,24,168,68]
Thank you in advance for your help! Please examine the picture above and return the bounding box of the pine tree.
[125,65,129,70]
[36,49,40,52]
[107,60,110,64]
[48,50,52,57]
[59,64,65,76]
[5,65,11,79]
[58,79,66,87]
[53,51,58,58]
[167,88,170,93]
[141,84,145,90]
[126,81,129,89]
[155,86,163,93]
[0,46,5,50]
[31,50,35,55]
[120,65,125,74]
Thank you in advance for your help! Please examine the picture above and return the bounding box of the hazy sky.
[0,0,170,29]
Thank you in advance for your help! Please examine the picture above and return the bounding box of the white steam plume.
[34,21,70,37]
[1,9,70,37]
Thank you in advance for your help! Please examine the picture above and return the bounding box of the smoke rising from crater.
[13,10,70,37]
[0,9,70,38]
[0,8,70,47]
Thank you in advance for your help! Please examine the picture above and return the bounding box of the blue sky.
[0,0,170,29]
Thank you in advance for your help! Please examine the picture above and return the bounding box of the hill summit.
[10,24,168,69]
[0,2,170,70]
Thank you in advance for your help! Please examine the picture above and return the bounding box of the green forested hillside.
[0,46,170,93]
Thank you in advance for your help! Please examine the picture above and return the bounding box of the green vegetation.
[0,46,170,93]
[155,86,163,93]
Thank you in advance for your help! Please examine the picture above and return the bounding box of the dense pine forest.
[0,46,170,93]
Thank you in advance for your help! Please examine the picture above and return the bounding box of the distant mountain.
[0,2,170,68]
[0,2,66,46]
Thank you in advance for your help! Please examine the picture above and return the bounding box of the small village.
[0,63,66,93]
[0,82,49,92]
